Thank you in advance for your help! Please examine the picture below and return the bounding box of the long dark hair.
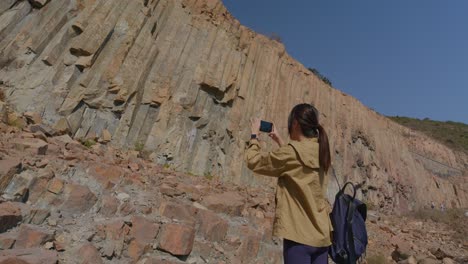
[288,103,331,172]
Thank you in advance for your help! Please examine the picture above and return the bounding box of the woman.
[245,103,332,264]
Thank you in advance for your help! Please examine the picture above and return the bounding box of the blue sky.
[222,0,468,123]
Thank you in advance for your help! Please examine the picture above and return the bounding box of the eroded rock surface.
[0,0,466,213]
[0,113,465,263]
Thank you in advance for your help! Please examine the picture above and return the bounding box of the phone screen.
[260,120,273,133]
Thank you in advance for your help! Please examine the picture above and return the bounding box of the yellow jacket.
[245,137,332,247]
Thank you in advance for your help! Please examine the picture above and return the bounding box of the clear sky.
[222,0,468,123]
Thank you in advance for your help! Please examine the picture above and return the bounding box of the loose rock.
[158,223,195,256]
[202,192,244,216]
[14,224,54,248]
[0,202,23,233]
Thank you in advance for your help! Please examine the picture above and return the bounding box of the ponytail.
[317,124,331,173]
[288,103,331,172]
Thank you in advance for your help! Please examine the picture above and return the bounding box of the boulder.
[159,183,185,197]
[75,55,94,71]
[23,112,42,124]
[28,0,51,8]
[397,256,417,264]
[29,125,56,137]
[0,233,16,250]
[13,138,48,155]
[61,184,97,216]
[87,164,123,187]
[442,258,456,264]
[0,158,22,192]
[118,201,135,216]
[196,209,228,242]
[3,170,37,202]
[27,209,50,225]
[52,118,70,136]
[0,202,23,233]
[0,248,58,264]
[392,248,409,262]
[128,240,149,261]
[34,159,49,168]
[78,243,103,264]
[235,228,261,263]
[141,258,182,264]
[100,129,112,142]
[51,134,75,146]
[430,248,453,260]
[129,216,159,244]
[159,201,196,223]
[47,179,64,194]
[14,224,54,248]
[418,258,440,264]
[202,191,245,216]
[116,193,130,202]
[99,195,119,217]
[96,220,128,241]
[157,223,195,256]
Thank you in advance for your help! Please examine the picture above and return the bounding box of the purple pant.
[283,239,329,264]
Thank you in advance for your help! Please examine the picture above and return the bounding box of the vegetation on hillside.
[388,116,468,153]
[267,32,283,43]
[307,68,332,86]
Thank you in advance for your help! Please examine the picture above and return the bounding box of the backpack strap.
[341,182,356,199]
[346,195,357,264]
[331,167,342,190]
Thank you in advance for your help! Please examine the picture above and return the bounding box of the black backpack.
[329,181,368,264]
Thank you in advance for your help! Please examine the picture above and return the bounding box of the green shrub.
[82,139,96,148]
[388,116,468,153]
[204,172,214,181]
[134,142,144,151]
[7,119,25,129]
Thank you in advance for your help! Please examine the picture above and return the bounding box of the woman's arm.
[244,139,290,177]
[268,123,285,147]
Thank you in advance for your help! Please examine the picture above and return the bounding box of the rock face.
[0,0,466,211]
[0,110,466,263]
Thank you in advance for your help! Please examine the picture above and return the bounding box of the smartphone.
[259,120,273,133]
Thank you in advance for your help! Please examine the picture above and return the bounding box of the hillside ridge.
[388,116,468,154]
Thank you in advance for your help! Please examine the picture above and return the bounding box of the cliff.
[0,0,466,211]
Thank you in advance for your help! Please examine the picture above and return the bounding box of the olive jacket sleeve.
[244,139,292,177]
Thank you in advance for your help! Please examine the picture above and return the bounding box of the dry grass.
[366,254,387,264]
[410,208,467,242]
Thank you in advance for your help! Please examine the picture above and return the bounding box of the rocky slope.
[0,115,466,264]
[0,0,466,213]
[0,116,282,263]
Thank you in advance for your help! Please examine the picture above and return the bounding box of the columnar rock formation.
[0,0,466,211]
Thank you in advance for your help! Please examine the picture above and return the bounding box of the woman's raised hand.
[250,118,261,135]
[269,124,285,147]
